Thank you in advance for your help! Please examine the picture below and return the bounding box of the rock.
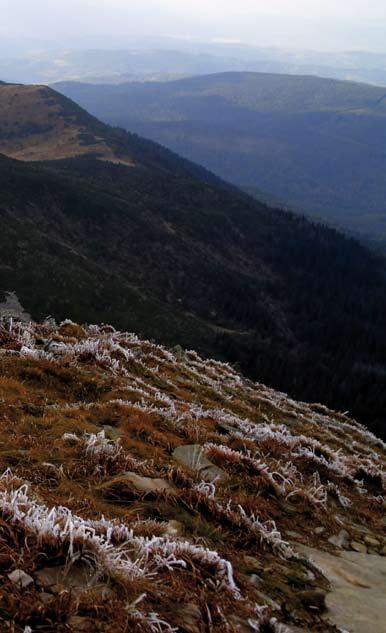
[35,561,101,596]
[364,535,380,548]
[328,529,350,549]
[314,526,326,535]
[297,589,326,610]
[98,472,177,499]
[350,541,367,554]
[172,445,227,482]
[8,569,34,588]
[297,544,386,633]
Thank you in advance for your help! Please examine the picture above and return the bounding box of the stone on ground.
[172,444,227,481]
[98,472,177,498]
[298,545,386,633]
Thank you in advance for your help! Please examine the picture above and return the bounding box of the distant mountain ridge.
[56,72,386,249]
[2,45,386,85]
[1,81,386,438]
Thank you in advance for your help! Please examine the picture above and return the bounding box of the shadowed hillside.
[1,82,386,439]
[56,72,386,249]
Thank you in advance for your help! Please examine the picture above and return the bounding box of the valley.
[56,72,386,250]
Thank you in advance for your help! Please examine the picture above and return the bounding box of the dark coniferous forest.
[1,141,386,438]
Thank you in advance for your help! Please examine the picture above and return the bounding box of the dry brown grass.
[0,320,383,632]
[0,84,135,165]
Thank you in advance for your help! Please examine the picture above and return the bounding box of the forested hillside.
[57,72,386,249]
[1,82,386,438]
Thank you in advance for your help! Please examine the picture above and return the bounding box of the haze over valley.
[2,44,386,86]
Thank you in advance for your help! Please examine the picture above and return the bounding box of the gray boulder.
[172,445,227,482]
[298,544,386,633]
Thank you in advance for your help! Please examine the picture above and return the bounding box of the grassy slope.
[55,72,386,248]
[0,319,384,632]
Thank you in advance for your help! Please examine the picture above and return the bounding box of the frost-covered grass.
[0,474,238,593]
[0,319,384,632]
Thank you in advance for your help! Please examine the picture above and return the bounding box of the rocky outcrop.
[298,545,386,633]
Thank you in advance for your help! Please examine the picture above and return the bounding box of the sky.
[1,0,386,54]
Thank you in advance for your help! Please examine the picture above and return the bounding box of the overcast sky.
[1,0,386,53]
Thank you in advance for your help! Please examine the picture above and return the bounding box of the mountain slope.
[0,82,129,162]
[0,319,384,632]
[56,72,386,249]
[0,82,225,185]
[1,83,386,439]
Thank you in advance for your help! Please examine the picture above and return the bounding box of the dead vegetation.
[0,84,135,164]
[0,319,384,632]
